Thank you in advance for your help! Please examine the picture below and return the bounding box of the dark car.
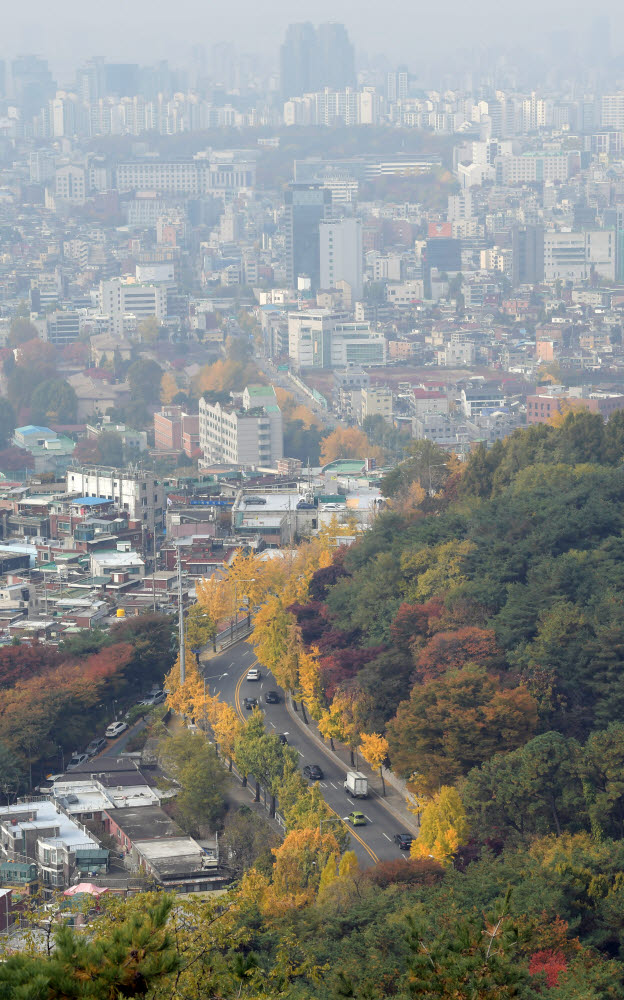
[277,734,288,745]
[85,737,107,757]
[243,697,258,711]
[394,833,413,850]
[264,690,280,704]
[303,764,324,780]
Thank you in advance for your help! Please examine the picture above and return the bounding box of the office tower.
[387,66,408,102]
[285,183,332,290]
[316,23,355,90]
[616,208,624,283]
[280,22,317,98]
[587,16,610,66]
[512,225,545,286]
[0,62,5,99]
[11,55,56,119]
[76,58,104,104]
[104,63,140,97]
[320,218,363,299]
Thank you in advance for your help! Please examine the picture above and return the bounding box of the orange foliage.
[320,427,383,466]
[414,627,503,682]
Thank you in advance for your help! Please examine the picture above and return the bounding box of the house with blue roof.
[13,426,76,475]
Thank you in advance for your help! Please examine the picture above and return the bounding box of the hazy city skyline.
[3,0,622,78]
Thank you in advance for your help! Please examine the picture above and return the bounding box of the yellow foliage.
[195,574,232,628]
[411,785,468,865]
[402,480,426,514]
[191,359,250,396]
[165,648,204,718]
[211,700,243,757]
[359,732,389,771]
[159,373,179,404]
[548,398,587,428]
[297,645,324,719]
[400,539,476,603]
[320,426,383,466]
[269,828,340,911]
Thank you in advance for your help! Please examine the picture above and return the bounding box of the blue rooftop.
[71,497,110,506]
[15,425,54,436]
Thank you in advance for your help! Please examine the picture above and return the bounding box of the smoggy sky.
[3,0,618,76]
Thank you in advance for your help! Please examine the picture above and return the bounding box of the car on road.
[85,738,107,757]
[277,734,288,745]
[105,721,128,739]
[264,690,280,704]
[394,833,413,850]
[142,690,166,706]
[347,811,367,826]
[67,753,89,771]
[243,697,258,710]
[246,668,261,681]
[303,764,324,780]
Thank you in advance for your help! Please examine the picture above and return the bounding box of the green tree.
[137,316,163,343]
[159,729,226,835]
[463,732,586,843]
[128,359,163,406]
[8,317,38,347]
[96,430,124,466]
[0,397,16,448]
[31,378,78,424]
[0,897,179,999]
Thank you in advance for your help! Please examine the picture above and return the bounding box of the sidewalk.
[285,697,421,837]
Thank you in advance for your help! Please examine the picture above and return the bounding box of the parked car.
[264,690,280,704]
[105,721,128,739]
[243,697,258,710]
[85,738,106,757]
[142,690,166,706]
[347,811,367,826]
[246,668,261,681]
[303,764,324,780]
[277,734,288,745]
[242,496,266,505]
[394,833,413,850]
[67,753,89,771]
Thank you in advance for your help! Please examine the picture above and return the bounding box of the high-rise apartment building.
[319,218,363,299]
[512,225,545,285]
[285,182,332,290]
[280,22,355,98]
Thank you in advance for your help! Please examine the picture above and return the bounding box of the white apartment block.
[99,278,168,336]
[320,218,363,299]
[66,467,165,530]
[288,310,387,369]
[199,386,283,468]
[543,230,615,283]
[115,155,256,195]
[55,164,87,204]
[496,151,578,185]
[601,94,624,130]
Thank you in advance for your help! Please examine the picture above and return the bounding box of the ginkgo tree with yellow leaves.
[359,733,389,796]
[411,785,469,865]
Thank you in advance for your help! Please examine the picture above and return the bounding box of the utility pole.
[177,544,185,685]
[152,529,157,614]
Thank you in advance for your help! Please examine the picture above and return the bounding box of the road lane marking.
[364,815,372,822]
[269,721,276,728]
[319,782,327,788]
[382,832,391,841]
[297,750,304,757]
[329,781,338,788]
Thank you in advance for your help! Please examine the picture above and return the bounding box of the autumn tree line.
[0,615,175,791]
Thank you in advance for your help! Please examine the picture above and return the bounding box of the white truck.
[344,771,368,798]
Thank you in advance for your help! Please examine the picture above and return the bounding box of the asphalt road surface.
[203,640,412,866]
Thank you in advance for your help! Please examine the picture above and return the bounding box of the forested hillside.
[284,410,624,853]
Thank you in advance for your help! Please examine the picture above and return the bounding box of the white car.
[67,753,89,771]
[105,721,128,739]
[246,668,261,681]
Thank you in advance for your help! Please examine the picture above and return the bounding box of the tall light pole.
[177,544,186,685]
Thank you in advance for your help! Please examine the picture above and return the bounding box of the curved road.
[203,640,411,866]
